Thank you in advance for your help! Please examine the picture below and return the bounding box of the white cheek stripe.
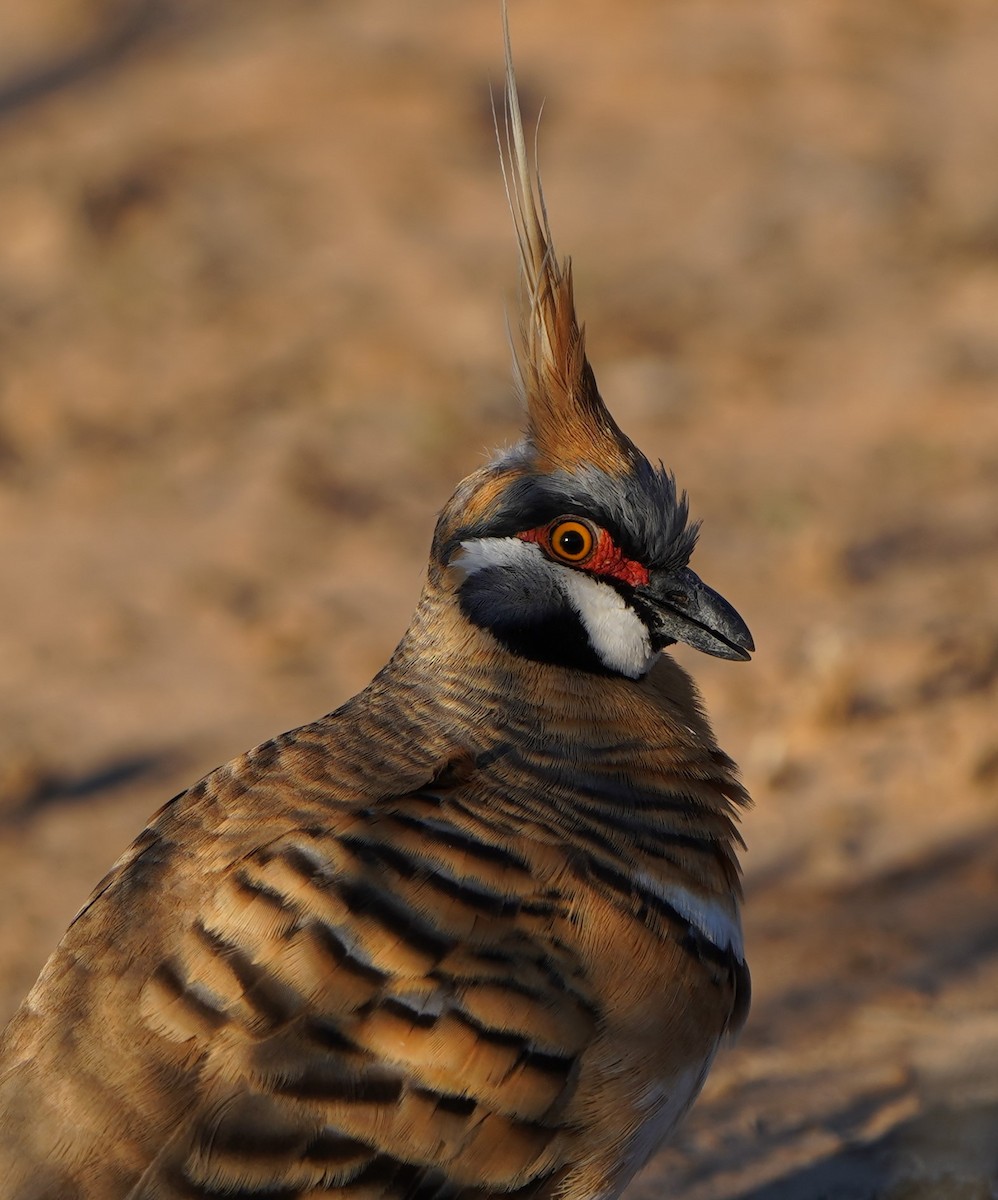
[557,569,655,679]
[452,536,542,577]
[636,870,745,961]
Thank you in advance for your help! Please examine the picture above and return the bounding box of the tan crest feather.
[499,4,638,477]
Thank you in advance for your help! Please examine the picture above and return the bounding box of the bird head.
[431,14,753,681]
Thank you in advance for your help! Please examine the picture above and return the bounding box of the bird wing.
[0,726,599,1200]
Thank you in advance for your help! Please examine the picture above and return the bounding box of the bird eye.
[547,518,596,564]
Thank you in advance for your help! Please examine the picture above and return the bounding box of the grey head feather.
[445,447,698,576]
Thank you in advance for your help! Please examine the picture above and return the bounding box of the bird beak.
[640,566,754,662]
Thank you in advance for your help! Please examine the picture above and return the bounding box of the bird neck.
[343,574,748,933]
[368,572,746,812]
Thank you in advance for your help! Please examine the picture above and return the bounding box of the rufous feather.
[499,3,639,477]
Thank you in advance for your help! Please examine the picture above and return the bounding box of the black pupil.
[558,528,586,557]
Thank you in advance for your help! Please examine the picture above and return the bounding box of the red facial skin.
[518,523,650,588]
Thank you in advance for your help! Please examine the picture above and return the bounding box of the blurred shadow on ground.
[0,0,184,120]
[0,751,173,823]
[732,1103,998,1200]
[745,827,998,1044]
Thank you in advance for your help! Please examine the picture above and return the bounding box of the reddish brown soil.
[0,2,996,1196]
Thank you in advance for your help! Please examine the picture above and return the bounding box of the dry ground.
[0,1,996,1196]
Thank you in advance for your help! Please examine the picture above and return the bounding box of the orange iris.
[547,519,596,564]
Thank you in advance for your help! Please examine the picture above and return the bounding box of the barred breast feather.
[0,588,747,1199]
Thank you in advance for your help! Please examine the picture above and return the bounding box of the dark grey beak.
[640,566,754,662]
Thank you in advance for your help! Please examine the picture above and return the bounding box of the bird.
[0,11,754,1200]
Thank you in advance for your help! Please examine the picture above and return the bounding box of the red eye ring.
[547,518,597,564]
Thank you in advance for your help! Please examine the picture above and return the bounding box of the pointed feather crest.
[499,5,638,477]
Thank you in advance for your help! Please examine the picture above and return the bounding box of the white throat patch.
[454,537,657,679]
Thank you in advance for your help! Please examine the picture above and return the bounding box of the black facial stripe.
[594,572,642,601]
[457,568,622,678]
[485,612,620,677]
[628,592,677,651]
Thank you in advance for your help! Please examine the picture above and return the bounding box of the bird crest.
[498,7,640,479]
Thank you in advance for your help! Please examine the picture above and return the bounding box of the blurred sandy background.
[0,1,997,1196]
